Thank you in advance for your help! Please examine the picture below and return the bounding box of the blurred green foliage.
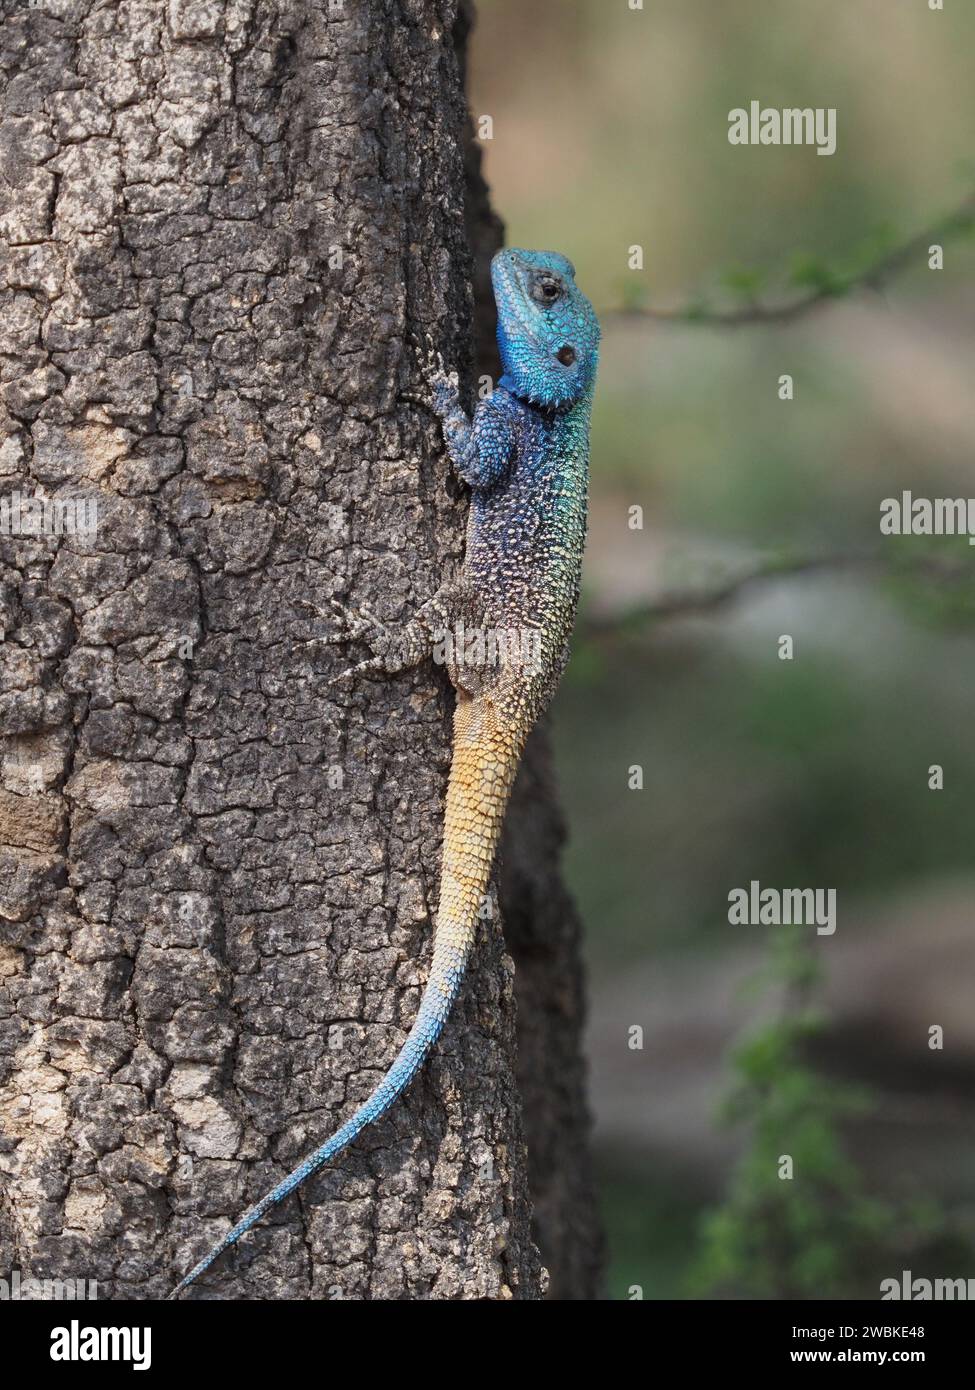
[693,931,908,1299]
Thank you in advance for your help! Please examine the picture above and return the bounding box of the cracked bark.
[0,0,601,1300]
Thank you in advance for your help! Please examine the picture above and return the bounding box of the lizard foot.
[297,596,429,686]
[407,333,459,415]
[296,595,385,646]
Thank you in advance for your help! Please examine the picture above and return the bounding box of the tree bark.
[0,0,600,1299]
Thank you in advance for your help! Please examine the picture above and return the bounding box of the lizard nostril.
[556,345,576,366]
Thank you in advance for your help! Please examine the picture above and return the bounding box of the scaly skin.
[170,248,599,1298]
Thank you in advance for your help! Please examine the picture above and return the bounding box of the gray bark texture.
[0,0,601,1300]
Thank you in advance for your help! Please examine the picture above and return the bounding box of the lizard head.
[491,248,600,409]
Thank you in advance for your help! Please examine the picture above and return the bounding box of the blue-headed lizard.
[170,248,599,1297]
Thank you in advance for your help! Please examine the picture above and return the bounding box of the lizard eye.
[531,274,562,304]
[556,345,576,366]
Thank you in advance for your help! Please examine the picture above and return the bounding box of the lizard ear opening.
[556,345,576,366]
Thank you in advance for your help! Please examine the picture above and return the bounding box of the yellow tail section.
[431,691,527,982]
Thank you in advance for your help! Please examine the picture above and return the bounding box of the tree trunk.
[0,0,600,1300]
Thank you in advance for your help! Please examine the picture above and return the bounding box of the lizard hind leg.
[321,582,466,687]
[314,597,428,686]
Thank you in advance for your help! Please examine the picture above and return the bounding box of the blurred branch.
[584,547,975,638]
[606,192,975,327]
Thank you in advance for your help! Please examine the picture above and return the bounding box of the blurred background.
[471,0,975,1299]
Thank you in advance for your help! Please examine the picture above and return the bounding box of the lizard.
[169,247,600,1298]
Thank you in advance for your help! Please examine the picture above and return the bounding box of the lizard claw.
[399,333,453,409]
[295,595,404,687]
[412,333,459,397]
[295,596,389,647]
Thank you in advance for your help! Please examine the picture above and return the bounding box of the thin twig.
[583,547,974,637]
[604,193,975,328]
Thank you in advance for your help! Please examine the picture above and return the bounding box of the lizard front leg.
[421,345,514,491]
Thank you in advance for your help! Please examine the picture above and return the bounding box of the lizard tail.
[169,691,523,1298]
